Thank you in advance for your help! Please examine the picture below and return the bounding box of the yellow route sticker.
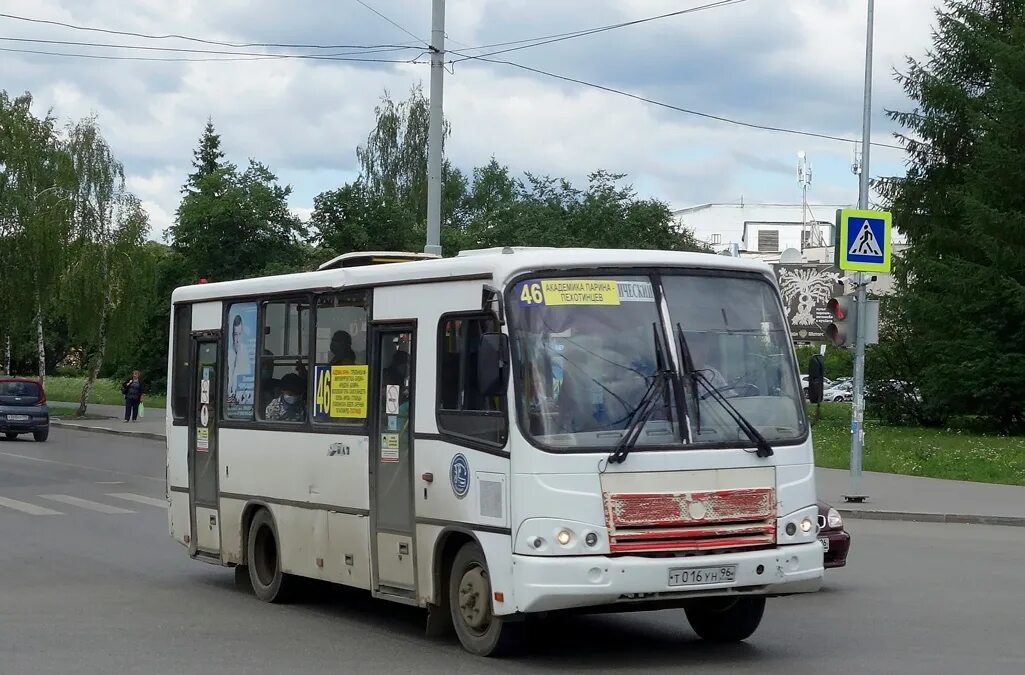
[540,279,620,306]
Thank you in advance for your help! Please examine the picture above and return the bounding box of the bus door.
[369,324,417,598]
[189,337,221,559]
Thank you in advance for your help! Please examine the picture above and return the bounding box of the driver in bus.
[688,333,728,389]
[264,372,307,422]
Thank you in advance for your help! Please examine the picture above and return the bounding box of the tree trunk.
[3,334,9,375]
[35,289,46,384]
[78,252,112,417]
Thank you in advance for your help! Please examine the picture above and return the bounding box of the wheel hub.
[458,565,490,632]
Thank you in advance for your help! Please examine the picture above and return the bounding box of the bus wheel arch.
[446,540,522,656]
[426,528,477,638]
[245,505,295,603]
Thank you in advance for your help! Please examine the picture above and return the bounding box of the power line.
[0,35,423,60]
[450,50,906,151]
[0,45,427,64]
[354,0,429,47]
[0,11,417,50]
[451,0,751,62]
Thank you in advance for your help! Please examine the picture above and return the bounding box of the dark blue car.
[0,378,49,442]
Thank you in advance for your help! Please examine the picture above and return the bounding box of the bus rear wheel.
[247,509,294,603]
[448,542,521,657]
[685,596,765,643]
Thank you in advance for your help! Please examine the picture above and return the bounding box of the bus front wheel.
[685,596,765,643]
[246,509,294,603]
[448,542,521,656]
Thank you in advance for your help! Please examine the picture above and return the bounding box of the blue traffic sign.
[837,209,892,273]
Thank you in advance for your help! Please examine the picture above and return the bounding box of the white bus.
[166,247,822,656]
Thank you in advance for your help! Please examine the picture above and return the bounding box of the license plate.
[667,565,736,587]
[820,537,830,552]
[6,414,29,421]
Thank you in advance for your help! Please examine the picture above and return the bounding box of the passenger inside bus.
[330,331,357,366]
[264,372,307,422]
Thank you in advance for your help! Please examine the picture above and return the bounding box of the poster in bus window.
[225,302,257,419]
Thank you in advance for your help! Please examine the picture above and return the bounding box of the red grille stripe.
[610,535,773,553]
[612,523,775,542]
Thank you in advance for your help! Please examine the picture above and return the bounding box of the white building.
[673,202,852,258]
[673,201,910,296]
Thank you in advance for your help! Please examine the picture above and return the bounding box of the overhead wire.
[448,50,906,151]
[0,35,424,60]
[450,0,751,62]
[0,11,416,50]
[0,44,426,63]
[354,0,429,47]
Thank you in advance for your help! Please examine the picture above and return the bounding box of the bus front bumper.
[511,541,823,614]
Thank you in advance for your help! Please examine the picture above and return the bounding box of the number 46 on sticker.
[519,282,544,305]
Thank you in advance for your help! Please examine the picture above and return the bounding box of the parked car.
[823,381,853,402]
[0,377,50,442]
[817,501,851,568]
[801,374,835,399]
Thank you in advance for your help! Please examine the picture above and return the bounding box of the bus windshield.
[508,272,806,451]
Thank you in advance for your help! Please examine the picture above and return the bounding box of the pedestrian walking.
[122,370,144,422]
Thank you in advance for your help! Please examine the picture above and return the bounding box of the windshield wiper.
[676,326,774,459]
[606,323,674,465]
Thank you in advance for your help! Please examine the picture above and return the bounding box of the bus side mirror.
[478,333,509,397]
[808,354,825,404]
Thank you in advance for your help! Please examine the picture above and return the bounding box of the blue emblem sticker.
[450,453,470,499]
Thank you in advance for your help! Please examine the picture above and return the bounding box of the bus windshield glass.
[508,272,806,451]
[663,273,806,446]
[509,276,679,450]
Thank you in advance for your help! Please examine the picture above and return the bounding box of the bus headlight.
[556,529,573,546]
[800,517,814,533]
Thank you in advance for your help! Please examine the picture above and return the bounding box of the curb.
[51,419,166,443]
[839,508,1025,528]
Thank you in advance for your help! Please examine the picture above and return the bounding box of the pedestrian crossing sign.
[837,208,892,273]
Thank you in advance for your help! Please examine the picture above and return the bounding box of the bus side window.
[436,313,507,448]
[258,299,311,423]
[171,303,192,421]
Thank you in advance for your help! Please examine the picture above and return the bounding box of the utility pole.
[847,0,874,501]
[424,0,445,257]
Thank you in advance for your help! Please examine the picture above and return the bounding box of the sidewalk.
[818,467,1025,527]
[49,401,165,442]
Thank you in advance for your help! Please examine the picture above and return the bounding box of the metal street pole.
[424,0,445,257]
[848,0,874,501]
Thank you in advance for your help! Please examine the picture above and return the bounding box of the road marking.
[0,496,63,516]
[39,495,135,514]
[106,493,168,508]
[0,451,163,482]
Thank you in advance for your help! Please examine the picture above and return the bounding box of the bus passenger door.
[369,325,417,599]
[189,338,221,559]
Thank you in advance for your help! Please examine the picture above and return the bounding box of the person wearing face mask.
[264,373,307,422]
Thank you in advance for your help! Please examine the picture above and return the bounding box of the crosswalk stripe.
[0,496,63,516]
[106,493,168,508]
[39,494,135,514]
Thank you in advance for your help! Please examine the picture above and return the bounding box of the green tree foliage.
[879,0,1025,430]
[167,121,306,282]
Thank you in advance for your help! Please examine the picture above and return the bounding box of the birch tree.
[63,117,148,415]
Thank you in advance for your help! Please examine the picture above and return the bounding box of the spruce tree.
[880,0,1025,429]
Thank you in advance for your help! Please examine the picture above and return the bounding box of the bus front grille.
[603,487,777,554]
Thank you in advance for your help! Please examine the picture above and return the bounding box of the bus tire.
[448,542,521,657]
[246,509,294,603]
[685,596,765,643]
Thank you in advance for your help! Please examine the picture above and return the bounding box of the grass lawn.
[41,376,167,409]
[47,404,111,420]
[812,402,1025,486]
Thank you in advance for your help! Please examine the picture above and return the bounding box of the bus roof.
[171,247,774,304]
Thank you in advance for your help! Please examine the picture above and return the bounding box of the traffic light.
[825,294,857,347]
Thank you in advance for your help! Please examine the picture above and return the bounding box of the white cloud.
[2,0,938,242]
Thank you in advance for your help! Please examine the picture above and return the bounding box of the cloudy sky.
[3,0,940,240]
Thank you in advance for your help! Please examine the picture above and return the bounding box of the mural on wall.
[774,264,842,341]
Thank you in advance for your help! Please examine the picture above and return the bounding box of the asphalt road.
[1,429,1023,675]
